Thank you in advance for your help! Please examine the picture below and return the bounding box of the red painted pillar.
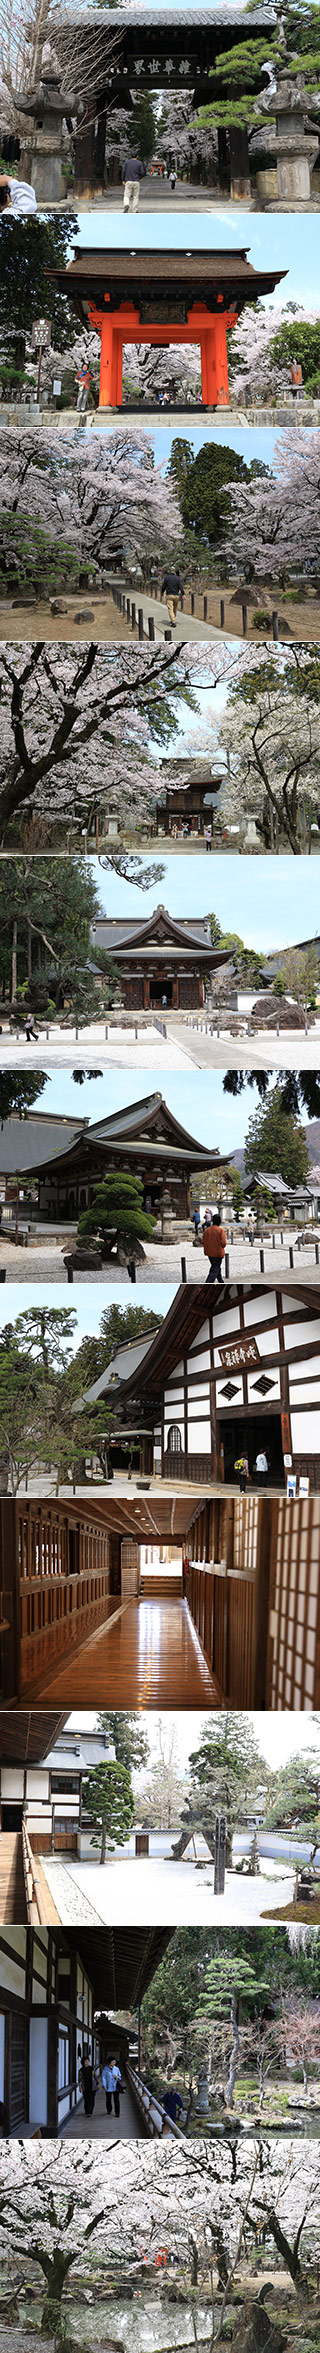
[99,312,115,407]
[112,331,123,407]
[202,316,229,408]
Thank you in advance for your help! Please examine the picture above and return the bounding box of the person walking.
[160,568,184,627]
[205,823,212,853]
[254,1448,268,1489]
[102,2057,121,2115]
[75,364,93,412]
[203,1211,226,1283]
[234,1453,249,1496]
[122,156,146,211]
[169,170,176,191]
[79,2047,96,2116]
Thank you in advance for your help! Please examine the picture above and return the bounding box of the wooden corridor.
[0,1832,27,1920]
[24,1597,219,1708]
[62,2077,147,2140]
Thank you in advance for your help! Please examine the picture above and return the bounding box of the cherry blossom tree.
[221,430,320,584]
[216,649,320,850]
[0,428,182,572]
[228,303,320,406]
[156,89,218,182]
[0,638,252,845]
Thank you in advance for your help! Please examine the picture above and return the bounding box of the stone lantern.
[13,69,83,203]
[261,67,319,203]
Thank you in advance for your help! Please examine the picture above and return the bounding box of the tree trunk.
[11,919,17,1002]
[226,1995,240,2106]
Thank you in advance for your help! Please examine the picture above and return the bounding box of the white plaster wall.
[186,1421,211,1451]
[212,1305,240,1339]
[284,1318,320,1349]
[243,1291,277,1326]
[291,1410,320,1452]
[0,1933,26,1996]
[247,1367,281,1403]
[1,1770,24,1798]
[216,1377,244,1409]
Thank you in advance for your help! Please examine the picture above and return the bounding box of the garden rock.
[231,2297,287,2353]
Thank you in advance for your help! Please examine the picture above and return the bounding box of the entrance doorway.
[150,979,173,1006]
[1,1804,23,1830]
[219,1413,285,1488]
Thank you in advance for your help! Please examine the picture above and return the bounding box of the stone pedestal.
[197,2072,209,2114]
[261,71,319,205]
[13,71,81,203]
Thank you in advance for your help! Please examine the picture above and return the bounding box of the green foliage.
[129,92,157,161]
[0,1071,47,1124]
[0,512,83,600]
[98,1711,150,1772]
[244,1081,310,1186]
[197,1951,269,2016]
[270,318,320,395]
[13,1306,77,1374]
[265,1752,320,1833]
[166,438,195,503]
[176,444,253,546]
[77,1174,156,1257]
[83,1760,134,1862]
[229,1166,244,1212]
[0,216,79,344]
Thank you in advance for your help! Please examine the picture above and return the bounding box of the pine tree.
[83,1761,134,1863]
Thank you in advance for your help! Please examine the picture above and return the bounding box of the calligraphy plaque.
[217,1337,260,1371]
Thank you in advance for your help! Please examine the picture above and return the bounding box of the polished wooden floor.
[22,1598,219,1708]
[0,1833,27,1920]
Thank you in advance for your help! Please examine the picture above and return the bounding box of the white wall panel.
[291,1411,320,1451]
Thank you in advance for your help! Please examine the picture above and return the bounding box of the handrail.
[22,1818,47,1926]
[126,2062,184,2138]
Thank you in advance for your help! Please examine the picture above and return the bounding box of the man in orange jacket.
[203,1212,226,1283]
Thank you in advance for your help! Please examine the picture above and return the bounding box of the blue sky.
[19,1067,265,1149]
[93,418,280,466]
[1,1283,175,1348]
[91,852,320,943]
[73,211,320,311]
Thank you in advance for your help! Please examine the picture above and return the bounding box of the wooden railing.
[126,2064,184,2138]
[22,1819,47,1925]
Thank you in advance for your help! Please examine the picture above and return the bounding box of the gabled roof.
[0,1093,227,1182]
[114,1283,320,1395]
[75,1328,162,1411]
[92,907,229,961]
[244,1169,310,1199]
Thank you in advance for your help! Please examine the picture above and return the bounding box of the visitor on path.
[79,2048,97,2116]
[235,1453,249,1495]
[24,1015,39,1042]
[203,1212,226,1283]
[160,568,184,626]
[205,824,212,852]
[163,2085,183,2123]
[75,364,94,412]
[0,174,37,212]
[254,1448,268,1488]
[102,2058,122,2115]
[122,156,146,210]
[169,171,176,190]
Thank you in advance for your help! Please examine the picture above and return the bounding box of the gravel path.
[38,1851,295,1928]
[1,1236,319,1282]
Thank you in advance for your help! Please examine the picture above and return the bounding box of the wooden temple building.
[77,1281,320,1492]
[57,7,277,200]
[91,906,230,1009]
[0,1927,170,2134]
[46,247,286,409]
[0,1090,227,1224]
[155,758,224,837]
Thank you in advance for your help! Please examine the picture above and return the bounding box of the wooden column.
[201,316,230,408]
[100,312,116,407]
[0,1500,21,1698]
[252,1499,273,1706]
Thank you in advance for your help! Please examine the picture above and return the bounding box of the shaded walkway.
[0,1833,27,1920]
[28,1597,219,1707]
[62,2077,146,2138]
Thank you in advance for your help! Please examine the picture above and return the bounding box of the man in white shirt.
[0,176,37,214]
[255,1449,268,1487]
